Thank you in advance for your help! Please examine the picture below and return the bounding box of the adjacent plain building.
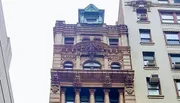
[0,0,13,103]
[118,0,180,102]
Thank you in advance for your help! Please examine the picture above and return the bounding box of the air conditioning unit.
[172,62,180,69]
[147,60,156,66]
[150,74,160,84]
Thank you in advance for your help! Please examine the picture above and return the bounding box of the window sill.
[140,42,155,46]
[137,20,150,24]
[166,44,180,48]
[144,66,159,70]
[148,95,164,99]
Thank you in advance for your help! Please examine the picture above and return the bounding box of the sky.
[2,0,119,103]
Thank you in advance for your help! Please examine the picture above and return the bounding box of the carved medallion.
[102,73,112,87]
[51,85,59,93]
[73,73,82,87]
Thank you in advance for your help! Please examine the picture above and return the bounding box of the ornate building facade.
[50,4,135,103]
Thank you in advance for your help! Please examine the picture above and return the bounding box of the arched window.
[111,62,121,70]
[83,61,101,70]
[63,61,73,69]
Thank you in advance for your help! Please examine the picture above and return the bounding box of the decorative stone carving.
[73,73,82,87]
[124,73,134,95]
[51,85,59,93]
[89,89,96,94]
[125,0,152,11]
[102,73,112,87]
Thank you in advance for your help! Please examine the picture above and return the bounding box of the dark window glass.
[111,62,121,70]
[174,0,180,3]
[83,61,101,70]
[64,61,73,69]
[109,38,119,46]
[64,37,74,45]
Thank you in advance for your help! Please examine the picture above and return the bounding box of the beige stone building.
[0,0,14,103]
[50,4,136,103]
[118,0,180,103]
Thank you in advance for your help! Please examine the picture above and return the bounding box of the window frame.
[146,78,161,96]
[159,11,180,24]
[174,80,180,97]
[83,60,101,70]
[143,52,156,67]
[109,38,119,46]
[111,62,121,70]
[158,0,169,3]
[164,31,180,45]
[64,37,74,45]
[139,29,152,43]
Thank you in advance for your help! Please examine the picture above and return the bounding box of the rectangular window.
[160,11,180,23]
[165,32,180,45]
[64,37,74,45]
[109,38,119,46]
[139,29,151,42]
[174,0,180,3]
[158,0,168,3]
[169,54,180,69]
[161,13,174,23]
[147,78,160,95]
[143,52,156,66]
[137,9,148,21]
[175,80,180,96]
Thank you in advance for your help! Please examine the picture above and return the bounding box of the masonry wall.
[120,0,180,103]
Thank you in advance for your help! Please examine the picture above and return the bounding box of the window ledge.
[166,44,180,48]
[140,42,155,46]
[144,66,159,70]
[137,20,150,24]
[148,95,164,99]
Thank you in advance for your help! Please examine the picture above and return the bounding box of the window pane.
[167,40,180,44]
[148,90,159,95]
[141,39,151,42]
[143,56,154,60]
[161,14,173,19]
[177,15,180,19]
[174,0,180,3]
[177,82,180,90]
[162,19,174,23]
[141,34,150,38]
[148,84,159,89]
[171,56,180,63]
[166,34,179,40]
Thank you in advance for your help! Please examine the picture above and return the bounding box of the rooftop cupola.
[78,4,105,25]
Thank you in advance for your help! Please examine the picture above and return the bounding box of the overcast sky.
[2,0,119,103]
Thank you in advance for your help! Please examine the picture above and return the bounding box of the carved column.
[89,89,96,103]
[76,55,80,69]
[60,88,66,103]
[75,89,81,103]
[104,57,109,70]
[118,90,124,103]
[104,89,110,103]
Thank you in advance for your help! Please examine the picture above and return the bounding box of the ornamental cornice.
[162,28,180,32]
[54,21,128,36]
[125,1,180,9]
